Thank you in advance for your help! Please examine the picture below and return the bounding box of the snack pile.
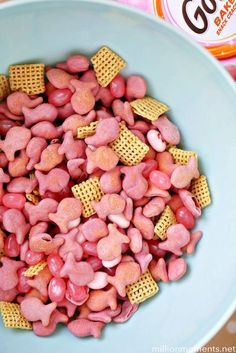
[0,47,211,338]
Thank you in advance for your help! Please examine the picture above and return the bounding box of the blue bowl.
[0,1,236,352]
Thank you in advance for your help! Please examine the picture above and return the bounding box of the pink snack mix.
[0,49,210,339]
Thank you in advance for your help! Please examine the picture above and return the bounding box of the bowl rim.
[0,0,236,349]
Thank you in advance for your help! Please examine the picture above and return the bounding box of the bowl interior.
[0,1,236,352]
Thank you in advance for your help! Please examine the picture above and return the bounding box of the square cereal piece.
[0,302,32,330]
[23,260,47,277]
[110,122,149,166]
[77,121,98,139]
[130,96,169,121]
[169,147,197,165]
[153,205,176,240]
[91,47,126,87]
[71,177,104,218]
[25,193,40,205]
[126,270,159,304]
[9,64,45,95]
[0,74,10,101]
[190,175,211,208]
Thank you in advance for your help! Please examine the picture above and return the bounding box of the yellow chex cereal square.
[169,147,197,165]
[190,175,211,209]
[0,74,10,101]
[130,96,169,121]
[71,177,104,218]
[153,205,176,240]
[9,64,45,95]
[77,121,98,139]
[25,193,40,205]
[110,123,149,166]
[126,270,159,304]
[91,47,126,87]
[23,261,47,277]
[0,302,32,330]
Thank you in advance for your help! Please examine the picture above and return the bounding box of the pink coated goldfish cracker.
[153,115,180,145]
[0,286,18,302]
[158,224,190,256]
[149,258,168,282]
[7,173,38,194]
[81,218,108,242]
[127,227,143,254]
[26,267,52,297]
[178,189,201,218]
[46,68,74,89]
[68,318,105,338]
[58,131,86,160]
[7,91,43,116]
[112,100,135,125]
[85,117,119,147]
[62,110,96,136]
[100,167,122,194]
[171,156,199,189]
[31,122,63,140]
[70,79,96,115]
[86,146,119,173]
[49,197,82,233]
[184,230,203,255]
[29,233,64,255]
[22,103,58,127]
[55,228,83,261]
[132,207,154,240]
[168,257,187,281]
[26,137,47,170]
[86,287,117,312]
[34,143,64,172]
[60,253,94,286]
[8,150,29,178]
[35,168,70,195]
[107,262,141,297]
[0,50,209,339]
[121,163,148,200]
[0,126,31,162]
[24,198,58,225]
[33,309,68,336]
[0,167,10,183]
[92,194,125,220]
[88,305,121,323]
[0,257,24,290]
[97,224,129,261]
[3,209,30,245]
[113,300,139,323]
[20,297,57,327]
[143,197,165,218]
[67,158,84,179]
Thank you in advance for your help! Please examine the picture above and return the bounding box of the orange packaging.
[115,0,236,80]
